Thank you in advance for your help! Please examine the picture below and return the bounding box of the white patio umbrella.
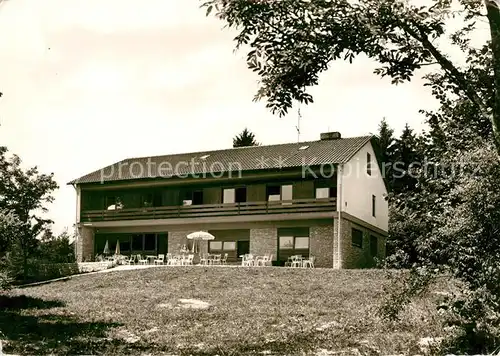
[187,231,215,253]
[115,239,120,255]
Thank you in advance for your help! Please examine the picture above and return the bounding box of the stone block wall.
[168,231,190,254]
[250,228,277,260]
[309,225,334,268]
[334,219,386,269]
[77,226,95,262]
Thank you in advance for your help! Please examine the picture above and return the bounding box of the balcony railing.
[80,198,337,222]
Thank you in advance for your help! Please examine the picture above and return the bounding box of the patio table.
[146,255,156,264]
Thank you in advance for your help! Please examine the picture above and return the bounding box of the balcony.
[80,198,337,222]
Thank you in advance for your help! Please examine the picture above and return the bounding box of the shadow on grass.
[0,295,150,355]
[178,329,325,356]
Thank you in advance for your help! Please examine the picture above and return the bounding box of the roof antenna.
[295,104,301,143]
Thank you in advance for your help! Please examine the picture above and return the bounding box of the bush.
[382,145,500,354]
[24,261,80,283]
[0,269,13,290]
[4,251,80,284]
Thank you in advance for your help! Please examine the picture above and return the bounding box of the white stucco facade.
[340,141,389,232]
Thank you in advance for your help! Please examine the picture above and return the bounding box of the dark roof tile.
[68,136,372,184]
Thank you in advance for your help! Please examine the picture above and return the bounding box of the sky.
[0,0,458,233]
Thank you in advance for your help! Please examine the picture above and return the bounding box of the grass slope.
[0,267,445,355]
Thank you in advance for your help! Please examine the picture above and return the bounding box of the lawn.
[0,267,447,355]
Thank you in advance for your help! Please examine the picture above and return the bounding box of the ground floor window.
[209,240,236,253]
[132,234,143,250]
[207,230,250,262]
[95,233,165,257]
[352,228,363,248]
[370,235,377,257]
[209,241,223,251]
[277,227,310,262]
[144,234,156,251]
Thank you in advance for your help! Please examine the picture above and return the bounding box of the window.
[315,180,337,199]
[367,152,372,176]
[181,190,203,205]
[132,234,143,250]
[223,188,235,204]
[144,234,156,250]
[315,187,336,199]
[295,237,309,249]
[223,187,247,204]
[372,195,376,217]
[370,235,378,257]
[267,185,281,201]
[210,241,222,251]
[193,190,203,205]
[235,187,247,203]
[223,241,236,251]
[120,240,131,252]
[278,227,310,262]
[281,185,293,204]
[352,228,363,248]
[279,236,294,249]
[267,184,293,204]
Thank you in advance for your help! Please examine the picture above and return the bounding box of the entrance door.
[237,240,250,258]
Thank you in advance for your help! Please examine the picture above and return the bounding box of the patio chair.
[138,254,148,265]
[123,255,135,265]
[254,256,262,266]
[257,255,271,267]
[182,254,194,266]
[199,253,209,265]
[167,255,179,266]
[221,253,228,265]
[154,254,165,265]
[266,254,273,267]
[291,255,303,268]
[212,254,222,265]
[302,256,315,268]
[241,254,254,267]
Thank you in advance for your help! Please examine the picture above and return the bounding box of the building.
[69,132,388,268]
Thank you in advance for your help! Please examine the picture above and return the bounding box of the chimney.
[320,131,342,141]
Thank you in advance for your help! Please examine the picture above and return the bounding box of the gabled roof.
[68,135,372,185]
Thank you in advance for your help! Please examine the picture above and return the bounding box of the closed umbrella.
[103,240,110,255]
[115,239,120,256]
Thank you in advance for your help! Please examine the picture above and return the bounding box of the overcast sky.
[0,0,448,233]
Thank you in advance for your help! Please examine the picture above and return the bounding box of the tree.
[203,1,500,351]
[38,229,75,264]
[203,0,500,154]
[390,124,425,194]
[374,118,395,189]
[0,146,58,279]
[233,128,260,147]
[0,209,22,257]
[376,118,395,165]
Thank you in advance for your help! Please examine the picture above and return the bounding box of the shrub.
[0,269,12,290]
[382,145,500,354]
